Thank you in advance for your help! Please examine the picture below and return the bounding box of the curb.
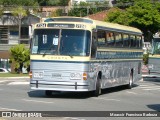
[0,77,29,80]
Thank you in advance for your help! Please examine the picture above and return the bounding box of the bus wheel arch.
[94,71,102,97]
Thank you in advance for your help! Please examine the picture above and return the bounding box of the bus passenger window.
[115,33,123,47]
[137,36,142,48]
[130,35,136,48]
[97,30,106,47]
[123,34,129,47]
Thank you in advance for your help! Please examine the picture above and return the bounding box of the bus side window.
[115,32,123,47]
[97,30,106,47]
[91,33,97,58]
[123,34,129,47]
[130,35,136,48]
[136,36,140,48]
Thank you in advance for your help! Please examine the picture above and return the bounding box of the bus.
[148,32,160,77]
[29,17,143,97]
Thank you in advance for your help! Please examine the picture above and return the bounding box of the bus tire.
[127,72,133,89]
[45,90,52,96]
[94,76,101,97]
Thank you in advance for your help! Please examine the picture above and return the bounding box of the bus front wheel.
[45,90,52,96]
[94,76,102,97]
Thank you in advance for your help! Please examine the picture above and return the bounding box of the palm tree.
[12,6,27,43]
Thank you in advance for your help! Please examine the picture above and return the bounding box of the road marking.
[93,97,120,102]
[0,107,21,111]
[139,85,150,86]
[143,88,160,90]
[65,117,85,120]
[138,86,160,88]
[126,91,137,94]
[22,99,54,104]
[8,82,29,85]
[0,81,9,83]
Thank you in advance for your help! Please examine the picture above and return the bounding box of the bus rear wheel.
[45,90,52,96]
[94,76,101,97]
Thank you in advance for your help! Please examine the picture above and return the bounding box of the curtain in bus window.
[106,32,115,47]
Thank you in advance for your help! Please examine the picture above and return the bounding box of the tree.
[105,0,160,42]
[38,0,69,6]
[49,9,63,17]
[0,0,38,6]
[12,6,27,43]
[10,44,30,74]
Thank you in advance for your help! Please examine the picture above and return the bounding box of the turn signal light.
[83,73,87,80]
[29,71,32,79]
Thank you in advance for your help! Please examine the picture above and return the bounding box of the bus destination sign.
[47,23,75,28]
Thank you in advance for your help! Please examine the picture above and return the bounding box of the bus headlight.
[70,73,82,80]
[33,72,44,79]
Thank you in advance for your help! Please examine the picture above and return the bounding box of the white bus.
[29,17,143,96]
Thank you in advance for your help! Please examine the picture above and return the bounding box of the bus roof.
[41,16,142,35]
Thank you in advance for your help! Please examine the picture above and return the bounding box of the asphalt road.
[0,77,160,120]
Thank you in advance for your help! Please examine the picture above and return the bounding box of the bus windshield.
[152,38,160,54]
[31,29,91,56]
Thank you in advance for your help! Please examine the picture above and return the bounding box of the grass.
[0,73,29,77]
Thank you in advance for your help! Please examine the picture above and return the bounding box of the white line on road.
[126,91,137,94]
[139,85,151,86]
[8,82,29,85]
[0,107,21,111]
[22,99,54,104]
[93,97,121,102]
[143,88,160,90]
[65,117,86,120]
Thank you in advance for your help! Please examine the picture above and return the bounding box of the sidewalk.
[0,76,29,81]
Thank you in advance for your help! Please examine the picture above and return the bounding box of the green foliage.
[105,0,160,42]
[105,7,129,25]
[12,6,27,19]
[9,44,30,73]
[143,53,149,65]
[37,0,69,6]
[0,7,3,16]
[0,0,38,6]
[49,9,63,17]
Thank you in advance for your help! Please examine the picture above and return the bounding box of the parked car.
[0,68,9,73]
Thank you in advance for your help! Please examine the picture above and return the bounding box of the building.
[0,12,40,71]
